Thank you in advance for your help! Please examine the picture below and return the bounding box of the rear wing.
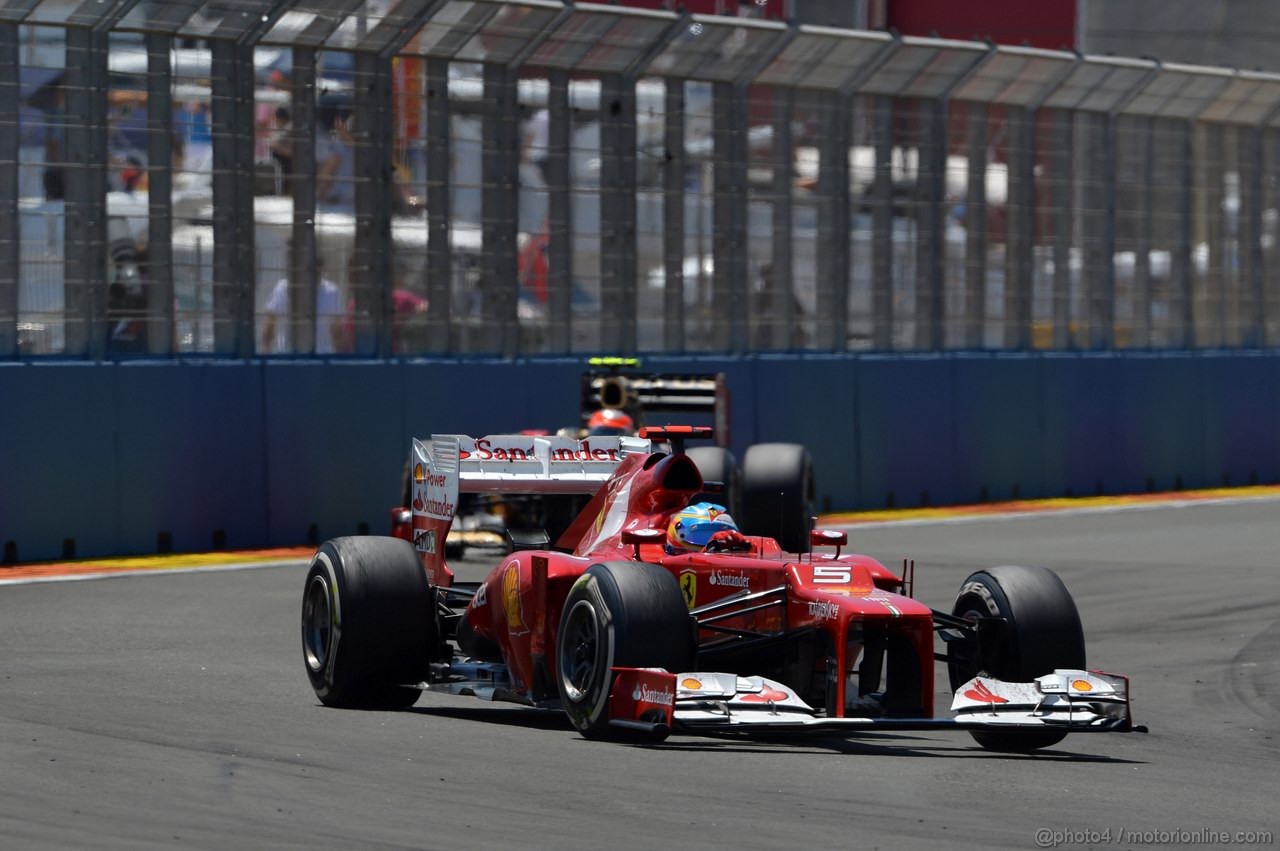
[409,433,653,583]
[580,370,730,447]
[417,433,652,496]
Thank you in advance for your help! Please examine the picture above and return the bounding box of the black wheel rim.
[559,600,600,702]
[949,602,989,682]
[303,574,332,673]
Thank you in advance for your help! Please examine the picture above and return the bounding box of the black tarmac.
[1,502,1278,849]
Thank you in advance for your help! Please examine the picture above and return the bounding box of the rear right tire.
[685,446,742,520]
[740,442,815,553]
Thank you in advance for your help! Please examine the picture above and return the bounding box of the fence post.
[817,91,850,351]
[963,101,987,350]
[545,68,571,354]
[1171,119,1195,347]
[1051,109,1073,350]
[481,63,519,356]
[916,98,946,351]
[1081,111,1117,350]
[63,28,109,358]
[353,52,393,358]
[662,78,686,353]
[0,23,16,357]
[289,46,318,355]
[1203,122,1226,346]
[770,85,794,350]
[145,32,174,355]
[210,40,255,357]
[1003,107,1035,350]
[1241,124,1264,348]
[871,95,893,350]
[712,81,749,353]
[599,74,639,355]
[1131,116,1154,349]
[424,57,451,354]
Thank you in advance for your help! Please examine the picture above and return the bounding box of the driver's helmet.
[666,502,738,554]
[586,408,634,436]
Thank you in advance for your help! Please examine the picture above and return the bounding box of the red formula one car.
[302,428,1134,752]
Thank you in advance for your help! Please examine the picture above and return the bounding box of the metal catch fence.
[2,1,1280,357]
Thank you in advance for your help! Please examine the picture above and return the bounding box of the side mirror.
[621,528,666,559]
[811,529,847,550]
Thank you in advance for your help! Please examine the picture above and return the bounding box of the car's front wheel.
[556,562,694,739]
[302,536,437,709]
[947,564,1086,752]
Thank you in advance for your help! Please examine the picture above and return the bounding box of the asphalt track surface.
[2,503,1278,850]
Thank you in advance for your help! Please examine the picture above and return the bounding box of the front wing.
[609,667,1132,737]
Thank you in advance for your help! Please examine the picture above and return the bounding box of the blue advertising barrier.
[1039,353,1136,498]
[1198,351,1280,488]
[0,362,119,560]
[115,361,268,554]
[856,355,957,509]
[2,351,1279,561]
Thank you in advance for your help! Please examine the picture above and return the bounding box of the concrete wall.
[2,352,1278,562]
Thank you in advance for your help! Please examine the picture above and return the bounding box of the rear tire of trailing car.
[556,562,694,740]
[741,443,814,553]
[685,446,741,520]
[947,565,1086,752]
[302,536,436,709]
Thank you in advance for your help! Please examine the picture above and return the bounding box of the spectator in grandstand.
[174,99,213,172]
[106,246,149,353]
[316,108,356,210]
[341,286,429,355]
[260,255,347,355]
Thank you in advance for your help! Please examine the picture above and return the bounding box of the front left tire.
[302,536,436,709]
[556,562,694,739]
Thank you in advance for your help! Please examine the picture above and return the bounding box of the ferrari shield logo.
[503,563,527,634]
[679,571,697,610]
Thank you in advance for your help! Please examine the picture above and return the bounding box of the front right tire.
[947,565,1086,752]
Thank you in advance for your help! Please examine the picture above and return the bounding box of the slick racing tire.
[302,536,437,709]
[741,443,815,553]
[556,562,694,740]
[947,565,1086,752]
[685,446,742,520]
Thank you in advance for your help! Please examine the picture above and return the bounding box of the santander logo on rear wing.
[410,433,652,580]
[449,434,651,490]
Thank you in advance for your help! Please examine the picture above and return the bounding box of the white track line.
[6,493,1279,585]
[827,493,1280,531]
[0,558,310,587]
